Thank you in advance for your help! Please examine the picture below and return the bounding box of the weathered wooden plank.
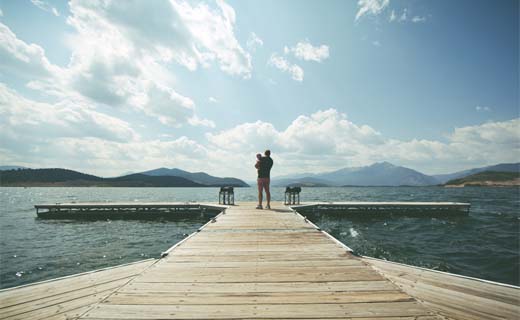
[120,281,399,294]
[82,302,434,319]
[136,270,384,283]
[365,258,519,305]
[172,246,347,253]
[2,287,115,320]
[83,317,443,320]
[105,291,413,305]
[42,304,94,320]
[164,255,354,261]
[0,278,128,319]
[148,265,371,274]
[364,258,520,320]
[161,259,365,268]
[0,260,154,309]
[381,273,519,320]
[166,250,352,257]
[164,254,353,262]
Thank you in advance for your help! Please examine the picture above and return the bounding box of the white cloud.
[355,0,429,25]
[268,54,304,81]
[30,0,60,16]
[135,83,196,126]
[207,120,280,152]
[0,83,219,177]
[450,119,519,147]
[1,91,518,178]
[0,84,137,146]
[63,0,251,120]
[65,0,251,78]
[0,22,62,79]
[355,0,390,21]
[18,136,212,178]
[389,10,396,22]
[188,115,216,128]
[412,16,426,23]
[1,1,245,129]
[476,106,492,112]
[388,9,427,24]
[206,109,520,177]
[207,109,383,157]
[208,96,218,103]
[171,0,252,77]
[0,8,3,17]
[399,8,408,22]
[372,40,381,47]
[285,41,329,62]
[247,32,263,51]
[280,109,384,155]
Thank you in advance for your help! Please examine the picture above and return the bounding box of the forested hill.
[444,171,520,187]
[141,167,249,187]
[0,168,205,187]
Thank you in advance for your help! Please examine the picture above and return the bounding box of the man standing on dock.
[256,150,273,210]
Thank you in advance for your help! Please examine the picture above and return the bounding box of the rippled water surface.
[0,186,518,289]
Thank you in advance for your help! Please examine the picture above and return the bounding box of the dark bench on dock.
[284,186,301,205]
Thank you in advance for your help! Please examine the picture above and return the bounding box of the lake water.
[0,186,518,289]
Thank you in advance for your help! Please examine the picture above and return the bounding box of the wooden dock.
[2,202,518,319]
[34,201,471,219]
[293,202,470,215]
[34,202,225,219]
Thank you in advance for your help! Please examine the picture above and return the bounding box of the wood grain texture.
[364,257,520,320]
[77,203,440,319]
[0,260,155,320]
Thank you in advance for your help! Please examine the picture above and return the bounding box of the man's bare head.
[264,150,271,156]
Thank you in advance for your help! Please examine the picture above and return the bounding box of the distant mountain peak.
[140,167,248,187]
[371,161,396,168]
[273,161,436,186]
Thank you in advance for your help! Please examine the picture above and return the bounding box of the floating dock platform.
[34,201,471,219]
[293,201,471,216]
[34,202,224,219]
[2,202,517,320]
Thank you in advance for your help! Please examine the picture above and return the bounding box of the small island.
[444,171,520,187]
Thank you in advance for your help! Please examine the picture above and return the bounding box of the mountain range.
[1,162,518,187]
[140,168,249,187]
[0,166,28,171]
[0,168,248,187]
[431,163,520,184]
[444,171,520,187]
[271,162,520,187]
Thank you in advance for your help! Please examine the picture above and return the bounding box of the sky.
[0,0,518,180]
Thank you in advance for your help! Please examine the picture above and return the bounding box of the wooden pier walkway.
[1,202,518,319]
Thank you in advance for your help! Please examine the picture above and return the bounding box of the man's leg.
[257,179,263,208]
[265,178,271,209]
